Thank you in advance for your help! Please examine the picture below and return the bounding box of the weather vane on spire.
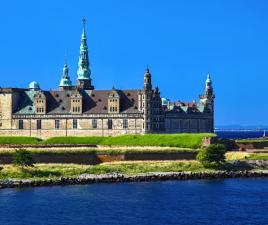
[64,53,67,65]
[82,17,86,26]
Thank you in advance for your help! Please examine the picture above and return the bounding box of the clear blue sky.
[0,0,267,126]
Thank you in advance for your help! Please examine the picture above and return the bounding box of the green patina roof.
[15,90,36,114]
[180,106,188,112]
[196,103,205,113]
[161,98,168,106]
[59,64,72,87]
[206,73,212,83]
[29,81,40,90]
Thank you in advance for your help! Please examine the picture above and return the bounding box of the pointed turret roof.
[59,63,72,87]
[206,73,212,84]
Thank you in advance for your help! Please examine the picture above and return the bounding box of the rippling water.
[216,130,265,139]
[1,179,268,225]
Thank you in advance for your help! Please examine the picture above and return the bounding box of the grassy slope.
[0,137,41,145]
[43,133,215,148]
[0,161,211,179]
[236,139,268,143]
[0,133,215,148]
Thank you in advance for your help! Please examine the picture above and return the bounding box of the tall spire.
[77,17,94,90]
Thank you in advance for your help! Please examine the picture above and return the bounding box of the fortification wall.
[0,152,197,164]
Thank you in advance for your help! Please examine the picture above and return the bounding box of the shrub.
[12,149,34,168]
[197,144,226,167]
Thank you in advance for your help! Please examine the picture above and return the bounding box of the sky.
[0,0,268,127]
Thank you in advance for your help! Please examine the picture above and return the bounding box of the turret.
[29,81,40,91]
[144,67,152,91]
[59,63,72,91]
[77,18,94,90]
[200,73,215,105]
[205,73,214,97]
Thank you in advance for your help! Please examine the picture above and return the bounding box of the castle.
[0,19,215,138]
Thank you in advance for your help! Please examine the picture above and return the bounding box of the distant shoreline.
[1,171,268,189]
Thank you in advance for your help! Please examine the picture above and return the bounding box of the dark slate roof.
[13,89,140,114]
[164,101,207,114]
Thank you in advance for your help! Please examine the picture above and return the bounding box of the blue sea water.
[216,130,265,139]
[1,179,268,225]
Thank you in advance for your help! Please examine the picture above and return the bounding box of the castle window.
[123,119,128,129]
[73,119,77,129]
[18,120,23,130]
[92,119,97,129]
[37,120,41,130]
[108,119,113,129]
[55,120,60,130]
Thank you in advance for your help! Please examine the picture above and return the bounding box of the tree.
[12,149,34,168]
[197,144,226,167]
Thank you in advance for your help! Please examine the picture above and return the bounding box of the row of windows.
[109,99,118,102]
[36,100,44,103]
[72,99,80,103]
[36,107,44,113]
[18,119,129,130]
[109,106,118,112]
[72,107,81,113]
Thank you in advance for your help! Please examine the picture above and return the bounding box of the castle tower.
[77,18,94,90]
[142,67,152,133]
[144,67,152,91]
[200,73,215,132]
[205,73,214,97]
[59,62,72,91]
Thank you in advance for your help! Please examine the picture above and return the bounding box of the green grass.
[225,152,251,160]
[0,134,215,148]
[225,152,268,161]
[236,139,268,143]
[0,161,211,179]
[43,133,215,148]
[0,137,41,145]
[247,153,268,160]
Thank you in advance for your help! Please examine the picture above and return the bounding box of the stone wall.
[165,114,214,133]
[0,152,197,164]
[0,117,144,138]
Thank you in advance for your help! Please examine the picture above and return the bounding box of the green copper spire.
[59,62,72,87]
[77,17,91,80]
[206,73,212,84]
[205,73,214,97]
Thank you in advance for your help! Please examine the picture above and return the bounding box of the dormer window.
[34,91,46,114]
[70,92,82,115]
[108,89,120,113]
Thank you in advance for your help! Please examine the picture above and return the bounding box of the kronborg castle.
[0,20,215,137]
